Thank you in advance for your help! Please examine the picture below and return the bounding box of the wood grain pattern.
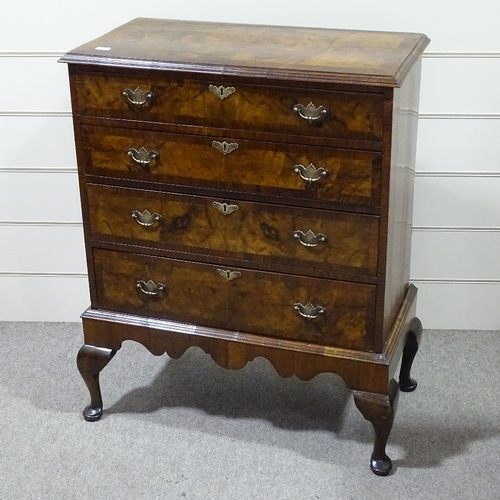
[87,183,379,278]
[60,18,429,87]
[72,71,384,142]
[93,248,376,350]
[81,124,382,208]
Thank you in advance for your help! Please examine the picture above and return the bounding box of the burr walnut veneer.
[61,18,429,475]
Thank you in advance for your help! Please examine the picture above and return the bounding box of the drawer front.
[93,249,376,350]
[82,125,382,208]
[87,184,379,277]
[72,73,384,142]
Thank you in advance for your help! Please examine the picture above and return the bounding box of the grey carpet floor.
[1,322,499,500]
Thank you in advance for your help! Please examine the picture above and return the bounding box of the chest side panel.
[381,61,423,347]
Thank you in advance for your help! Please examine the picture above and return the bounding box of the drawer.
[72,72,384,143]
[81,125,382,208]
[87,184,379,278]
[93,249,376,350]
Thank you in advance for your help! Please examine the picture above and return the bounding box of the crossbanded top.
[60,18,430,87]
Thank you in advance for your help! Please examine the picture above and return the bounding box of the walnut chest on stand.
[60,18,429,475]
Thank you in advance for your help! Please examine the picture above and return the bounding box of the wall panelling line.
[420,113,500,119]
[0,111,71,117]
[412,279,500,285]
[0,168,77,173]
[415,172,500,177]
[0,222,82,227]
[0,272,86,278]
[424,52,500,58]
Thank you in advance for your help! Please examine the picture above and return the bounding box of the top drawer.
[70,71,384,143]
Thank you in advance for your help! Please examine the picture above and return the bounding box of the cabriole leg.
[77,344,116,422]
[399,317,423,392]
[353,379,399,476]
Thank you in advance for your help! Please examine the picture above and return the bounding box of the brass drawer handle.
[216,269,242,281]
[294,163,328,183]
[122,87,155,108]
[132,209,162,227]
[208,85,236,100]
[294,302,326,320]
[127,147,159,167]
[293,230,327,247]
[212,140,239,155]
[136,279,165,296]
[293,102,328,124]
[213,201,239,215]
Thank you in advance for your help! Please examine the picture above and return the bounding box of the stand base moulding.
[61,18,430,475]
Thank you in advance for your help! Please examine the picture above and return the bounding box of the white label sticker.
[95,46,111,51]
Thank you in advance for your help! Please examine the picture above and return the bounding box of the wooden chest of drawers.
[61,18,429,475]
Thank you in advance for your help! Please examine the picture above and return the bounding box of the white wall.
[1,1,499,328]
